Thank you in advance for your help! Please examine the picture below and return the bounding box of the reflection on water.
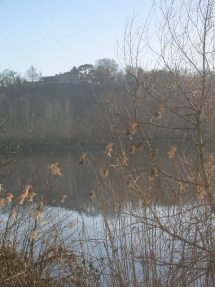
[0,144,210,286]
[4,148,102,217]
[2,141,195,217]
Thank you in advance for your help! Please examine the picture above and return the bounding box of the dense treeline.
[0,67,206,146]
[0,84,106,145]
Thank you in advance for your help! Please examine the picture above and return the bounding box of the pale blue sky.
[0,0,154,76]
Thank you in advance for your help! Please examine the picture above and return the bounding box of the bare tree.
[26,65,42,82]
[90,0,215,285]
[0,69,22,87]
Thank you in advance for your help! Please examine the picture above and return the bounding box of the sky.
[0,0,154,77]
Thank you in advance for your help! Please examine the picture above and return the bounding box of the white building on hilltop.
[41,67,91,85]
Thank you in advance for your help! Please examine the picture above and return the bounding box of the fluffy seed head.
[0,198,5,207]
[129,146,135,154]
[18,194,25,205]
[30,229,38,239]
[34,211,42,220]
[61,195,68,203]
[10,211,17,218]
[105,145,113,157]
[103,169,109,177]
[126,120,138,139]
[136,142,143,150]
[48,163,62,176]
[154,105,164,118]
[197,181,206,200]
[39,219,49,225]
[28,192,36,202]
[167,146,177,159]
[151,166,158,176]
[90,190,95,199]
[79,153,87,164]
[127,177,133,187]
[5,193,14,204]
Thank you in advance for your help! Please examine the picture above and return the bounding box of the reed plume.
[126,120,138,139]
[28,191,36,202]
[79,153,87,164]
[61,194,68,202]
[129,146,135,154]
[167,146,177,159]
[205,153,215,171]
[5,193,14,204]
[39,219,49,225]
[22,185,32,197]
[18,194,25,205]
[34,211,42,220]
[103,169,109,177]
[39,200,43,210]
[8,239,13,247]
[127,177,133,187]
[0,198,5,207]
[197,181,206,200]
[18,186,32,205]
[154,104,164,118]
[136,142,143,150]
[29,229,38,239]
[105,143,114,157]
[90,190,95,199]
[48,163,62,176]
[10,211,17,218]
[178,181,185,191]
[151,166,158,176]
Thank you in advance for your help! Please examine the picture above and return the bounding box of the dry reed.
[5,193,14,204]
[129,146,135,154]
[48,163,62,176]
[103,169,109,177]
[28,191,36,202]
[34,211,42,220]
[0,198,5,207]
[61,195,68,203]
[105,143,114,157]
[90,190,95,199]
[126,120,138,139]
[10,211,17,218]
[79,153,87,164]
[154,104,164,118]
[167,146,177,159]
[29,229,39,239]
